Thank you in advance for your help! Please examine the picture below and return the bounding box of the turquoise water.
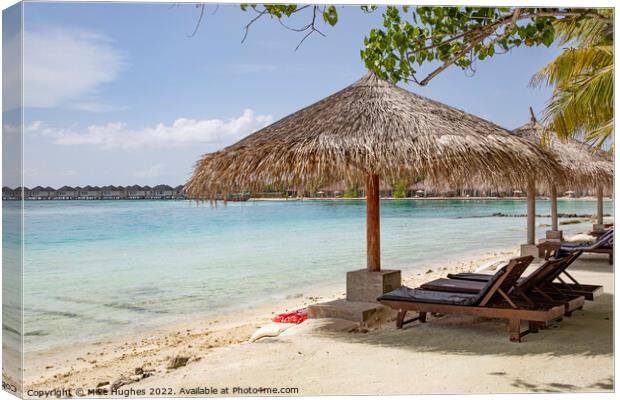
[4,199,612,352]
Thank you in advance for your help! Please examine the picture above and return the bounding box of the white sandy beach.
[21,247,613,397]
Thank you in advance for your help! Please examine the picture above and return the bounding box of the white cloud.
[21,109,273,150]
[23,27,126,108]
[133,164,166,179]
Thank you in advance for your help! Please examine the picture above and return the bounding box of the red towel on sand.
[272,308,308,324]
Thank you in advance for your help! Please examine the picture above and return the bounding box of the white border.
[0,2,617,400]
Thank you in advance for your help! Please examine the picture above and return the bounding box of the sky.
[3,2,563,188]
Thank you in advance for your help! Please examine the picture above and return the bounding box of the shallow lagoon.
[4,198,611,351]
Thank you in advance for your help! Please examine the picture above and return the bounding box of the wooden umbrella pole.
[597,185,604,225]
[550,185,558,232]
[366,173,381,272]
[527,179,536,245]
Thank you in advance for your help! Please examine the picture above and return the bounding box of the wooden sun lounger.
[449,250,603,301]
[423,257,585,316]
[542,251,604,301]
[378,256,565,342]
[539,229,614,265]
[418,284,584,317]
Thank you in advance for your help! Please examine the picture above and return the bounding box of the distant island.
[2,184,600,201]
[3,185,186,200]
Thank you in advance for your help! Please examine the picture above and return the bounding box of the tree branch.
[533,10,612,24]
[241,8,268,43]
[188,4,206,38]
[412,8,609,85]
[418,16,520,86]
[294,6,326,51]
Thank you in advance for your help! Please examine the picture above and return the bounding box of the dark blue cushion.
[446,272,492,282]
[379,262,509,306]
[378,286,480,306]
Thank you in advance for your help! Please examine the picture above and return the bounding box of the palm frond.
[531,15,613,151]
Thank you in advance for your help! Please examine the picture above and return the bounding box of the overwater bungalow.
[46,186,56,198]
[125,184,145,199]
[56,186,77,200]
[20,187,31,199]
[152,184,174,199]
[29,186,53,200]
[2,186,17,200]
[101,185,124,199]
[142,185,153,199]
[78,185,101,200]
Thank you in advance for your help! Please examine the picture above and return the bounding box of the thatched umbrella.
[186,73,564,277]
[513,108,613,245]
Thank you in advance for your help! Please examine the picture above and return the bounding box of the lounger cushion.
[379,261,513,306]
[447,272,492,282]
[560,229,613,252]
[378,286,480,306]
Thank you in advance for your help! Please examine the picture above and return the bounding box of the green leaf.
[323,5,339,27]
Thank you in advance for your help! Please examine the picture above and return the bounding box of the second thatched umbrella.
[513,108,613,250]
[186,72,564,300]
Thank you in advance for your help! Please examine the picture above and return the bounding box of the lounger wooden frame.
[428,257,586,315]
[379,256,565,342]
[540,249,605,300]
[421,278,584,316]
[380,299,565,342]
[546,281,604,301]
[539,230,613,264]
[449,250,602,302]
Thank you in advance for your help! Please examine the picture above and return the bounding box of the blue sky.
[5,2,562,187]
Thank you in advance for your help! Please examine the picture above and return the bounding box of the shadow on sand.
[319,290,612,358]
[565,253,614,273]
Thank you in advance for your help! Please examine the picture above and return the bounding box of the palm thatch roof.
[513,109,613,191]
[186,72,565,200]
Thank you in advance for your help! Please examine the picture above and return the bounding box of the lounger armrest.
[538,241,561,260]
